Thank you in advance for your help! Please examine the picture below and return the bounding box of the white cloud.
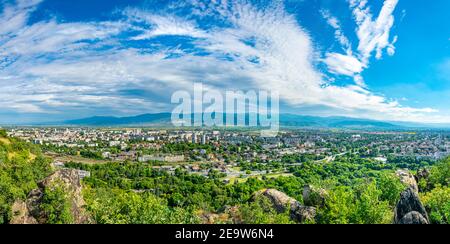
[350,0,399,63]
[321,10,352,55]
[323,53,365,77]
[124,9,206,40]
[0,0,446,123]
[321,0,399,87]
[0,0,42,35]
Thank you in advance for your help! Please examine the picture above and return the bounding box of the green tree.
[377,172,406,205]
[421,185,450,224]
[83,187,200,224]
[318,186,356,224]
[429,158,450,187]
[236,196,294,224]
[40,183,74,224]
[353,182,392,224]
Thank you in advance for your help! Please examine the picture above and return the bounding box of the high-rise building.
[201,134,207,144]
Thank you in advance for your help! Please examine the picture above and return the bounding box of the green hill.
[0,129,52,224]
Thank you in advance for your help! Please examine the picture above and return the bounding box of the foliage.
[2,130,449,224]
[421,185,450,224]
[83,187,200,224]
[80,150,103,160]
[0,136,52,224]
[377,172,406,205]
[317,181,392,224]
[40,182,74,224]
[235,196,294,224]
[429,158,450,187]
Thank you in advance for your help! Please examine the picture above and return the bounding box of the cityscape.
[0,0,449,230]
[7,127,450,180]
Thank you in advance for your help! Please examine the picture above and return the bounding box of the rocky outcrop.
[10,169,93,224]
[394,187,429,224]
[397,211,429,224]
[396,169,418,193]
[416,168,430,182]
[10,201,38,224]
[415,168,431,192]
[302,185,327,207]
[254,189,316,223]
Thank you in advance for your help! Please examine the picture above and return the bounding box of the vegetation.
[234,196,294,224]
[40,182,74,224]
[419,158,450,224]
[429,158,450,188]
[0,130,448,224]
[421,185,450,224]
[83,187,200,224]
[64,154,449,224]
[317,182,392,224]
[0,133,52,224]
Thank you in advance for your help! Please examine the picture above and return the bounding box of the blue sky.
[0,0,449,124]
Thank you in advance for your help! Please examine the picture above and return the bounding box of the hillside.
[0,130,94,224]
[0,129,52,224]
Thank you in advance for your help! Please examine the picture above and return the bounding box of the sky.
[0,0,449,124]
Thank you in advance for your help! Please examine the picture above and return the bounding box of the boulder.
[394,187,429,224]
[398,211,429,224]
[254,189,316,223]
[415,168,431,192]
[9,201,38,224]
[396,169,418,193]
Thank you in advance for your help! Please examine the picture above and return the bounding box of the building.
[138,154,185,163]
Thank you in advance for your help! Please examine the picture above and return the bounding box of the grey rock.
[394,187,429,224]
[254,189,316,223]
[396,169,419,193]
[398,211,429,224]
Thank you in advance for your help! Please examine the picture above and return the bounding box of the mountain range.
[45,113,450,130]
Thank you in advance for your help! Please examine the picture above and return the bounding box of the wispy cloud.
[349,0,399,62]
[0,0,446,123]
[322,0,400,86]
[321,9,352,55]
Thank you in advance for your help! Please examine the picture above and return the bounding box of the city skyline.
[0,0,449,124]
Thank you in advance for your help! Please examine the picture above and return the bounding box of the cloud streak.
[322,0,400,86]
[0,0,447,123]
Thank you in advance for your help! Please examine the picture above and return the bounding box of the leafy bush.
[429,158,450,187]
[83,187,200,224]
[0,136,52,224]
[421,185,450,224]
[40,183,74,224]
[318,182,392,224]
[235,196,294,224]
[377,172,406,205]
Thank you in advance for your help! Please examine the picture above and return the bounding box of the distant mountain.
[279,114,401,129]
[59,113,408,129]
[64,113,172,126]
